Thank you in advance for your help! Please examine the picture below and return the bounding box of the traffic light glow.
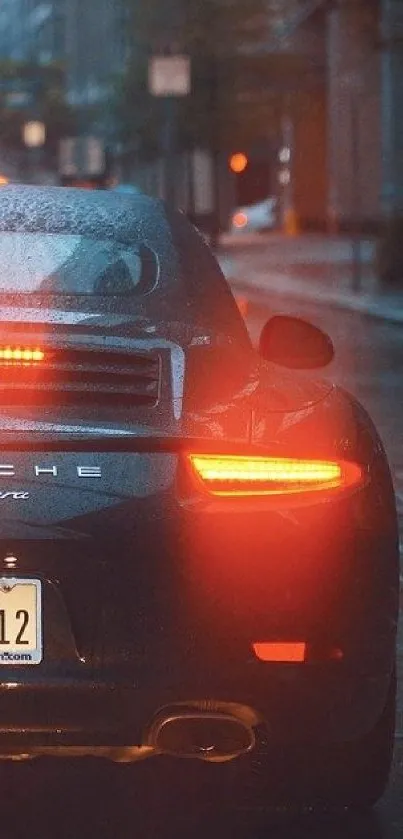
[229,153,248,174]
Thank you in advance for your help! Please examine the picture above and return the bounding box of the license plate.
[0,579,42,665]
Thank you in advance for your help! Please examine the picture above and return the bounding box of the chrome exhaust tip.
[147,711,255,762]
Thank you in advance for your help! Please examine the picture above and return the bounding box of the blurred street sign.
[59,137,105,176]
[148,55,191,96]
[148,54,191,206]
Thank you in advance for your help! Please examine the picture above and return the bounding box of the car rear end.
[231,198,277,234]
[0,332,396,769]
[0,326,255,760]
[0,187,397,811]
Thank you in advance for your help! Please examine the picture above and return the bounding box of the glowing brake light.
[0,347,44,363]
[188,454,362,497]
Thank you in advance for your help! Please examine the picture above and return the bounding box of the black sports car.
[0,185,397,810]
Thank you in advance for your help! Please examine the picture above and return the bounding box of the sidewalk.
[217,233,403,326]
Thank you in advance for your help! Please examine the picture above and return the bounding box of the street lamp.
[22,121,46,184]
[148,54,191,207]
[23,121,46,149]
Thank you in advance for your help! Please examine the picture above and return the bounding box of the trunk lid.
[0,315,331,684]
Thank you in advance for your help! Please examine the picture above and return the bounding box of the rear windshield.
[0,232,158,296]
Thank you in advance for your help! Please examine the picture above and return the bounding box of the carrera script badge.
[0,492,29,501]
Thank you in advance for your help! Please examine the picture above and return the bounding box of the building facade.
[273,0,383,230]
[0,1,67,64]
[262,2,328,229]
[0,0,24,60]
[65,0,129,109]
[0,0,129,109]
[326,0,382,229]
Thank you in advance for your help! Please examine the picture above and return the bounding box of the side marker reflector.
[252,643,344,663]
[253,642,306,663]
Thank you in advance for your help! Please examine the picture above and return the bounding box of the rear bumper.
[0,658,394,754]
[0,445,396,757]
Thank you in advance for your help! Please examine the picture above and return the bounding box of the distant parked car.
[230,196,277,234]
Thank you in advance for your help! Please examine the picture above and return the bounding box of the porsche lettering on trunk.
[0,466,102,478]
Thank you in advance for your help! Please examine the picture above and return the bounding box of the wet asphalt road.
[0,286,402,839]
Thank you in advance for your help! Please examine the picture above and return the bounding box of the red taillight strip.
[188,454,362,497]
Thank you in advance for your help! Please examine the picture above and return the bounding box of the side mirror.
[259,315,334,369]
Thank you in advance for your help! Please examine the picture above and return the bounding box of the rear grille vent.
[0,347,161,407]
